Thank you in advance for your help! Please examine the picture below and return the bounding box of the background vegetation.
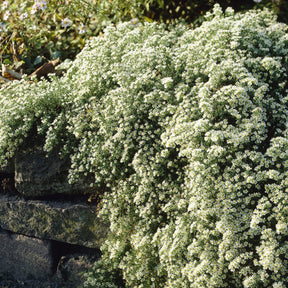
[0,0,287,75]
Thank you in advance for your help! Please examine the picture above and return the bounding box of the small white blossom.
[61,17,72,28]
[36,0,47,11]
[3,10,10,20]
[1,1,9,10]
[77,23,86,34]
[30,4,38,14]
[130,18,140,27]
[19,12,28,20]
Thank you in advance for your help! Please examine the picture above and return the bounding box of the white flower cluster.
[1,4,288,287]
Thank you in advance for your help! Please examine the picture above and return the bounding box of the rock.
[0,142,110,285]
[0,229,54,281]
[14,145,92,197]
[0,195,109,248]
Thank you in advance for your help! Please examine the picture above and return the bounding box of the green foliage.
[1,0,89,73]
[252,0,288,25]
[1,4,288,288]
[1,0,287,76]
[147,0,288,25]
[0,0,157,74]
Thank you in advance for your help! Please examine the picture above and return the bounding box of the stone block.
[0,195,109,248]
[14,145,91,197]
[0,229,53,281]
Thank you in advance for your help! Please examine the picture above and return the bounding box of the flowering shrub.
[83,258,125,288]
[1,4,288,287]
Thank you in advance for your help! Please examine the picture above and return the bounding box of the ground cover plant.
[1,4,288,288]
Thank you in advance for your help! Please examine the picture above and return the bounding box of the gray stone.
[0,229,53,281]
[14,145,92,197]
[0,195,109,248]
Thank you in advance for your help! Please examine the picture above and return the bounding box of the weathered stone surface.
[0,195,109,248]
[14,146,91,197]
[0,229,53,281]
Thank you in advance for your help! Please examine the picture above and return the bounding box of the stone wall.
[0,145,109,287]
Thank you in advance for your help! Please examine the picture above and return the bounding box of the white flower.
[19,12,28,20]
[1,1,9,10]
[36,0,47,11]
[61,17,72,28]
[3,10,10,20]
[130,18,140,27]
[30,4,38,14]
[78,23,86,34]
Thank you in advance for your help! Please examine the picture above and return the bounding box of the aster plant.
[1,4,288,288]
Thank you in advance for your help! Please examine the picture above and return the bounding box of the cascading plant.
[1,4,288,288]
